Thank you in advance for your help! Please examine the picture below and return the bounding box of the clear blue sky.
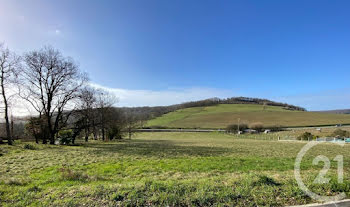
[1,0,350,110]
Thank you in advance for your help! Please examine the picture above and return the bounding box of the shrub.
[249,122,264,132]
[226,124,248,133]
[23,144,36,150]
[107,126,122,140]
[298,132,314,141]
[332,129,350,138]
[57,129,73,145]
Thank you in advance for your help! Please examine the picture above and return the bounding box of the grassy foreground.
[147,104,350,128]
[1,132,350,206]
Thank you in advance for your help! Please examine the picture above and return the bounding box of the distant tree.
[95,89,117,141]
[249,122,264,132]
[104,108,124,140]
[0,43,21,145]
[298,132,314,141]
[77,86,97,142]
[332,129,350,138]
[123,112,142,139]
[20,46,87,144]
[226,123,248,133]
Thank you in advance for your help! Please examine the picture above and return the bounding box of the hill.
[120,97,305,121]
[146,104,350,128]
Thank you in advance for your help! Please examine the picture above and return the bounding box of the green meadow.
[147,104,350,128]
[1,132,350,206]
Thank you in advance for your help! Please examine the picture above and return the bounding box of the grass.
[146,104,350,128]
[1,132,350,206]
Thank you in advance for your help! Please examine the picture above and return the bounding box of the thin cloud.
[90,83,236,107]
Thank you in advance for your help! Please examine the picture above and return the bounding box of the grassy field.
[1,132,350,206]
[147,104,350,128]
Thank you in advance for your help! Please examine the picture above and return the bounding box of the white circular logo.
[294,141,346,203]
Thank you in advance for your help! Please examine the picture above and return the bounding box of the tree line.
[0,43,142,145]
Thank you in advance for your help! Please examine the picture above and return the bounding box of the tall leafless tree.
[95,89,117,141]
[0,44,20,145]
[77,86,97,142]
[20,46,87,144]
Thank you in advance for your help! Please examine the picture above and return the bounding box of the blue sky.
[1,0,350,111]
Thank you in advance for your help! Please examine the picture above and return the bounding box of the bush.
[298,132,314,141]
[332,129,350,138]
[57,129,73,145]
[226,123,248,133]
[249,122,264,132]
[107,126,122,140]
[23,144,36,150]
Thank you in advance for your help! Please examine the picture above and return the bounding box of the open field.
[147,104,350,128]
[1,132,350,206]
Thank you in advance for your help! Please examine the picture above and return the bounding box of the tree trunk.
[46,114,55,145]
[101,108,105,141]
[102,127,105,141]
[4,104,11,145]
[49,134,55,145]
[1,72,12,145]
[85,127,89,142]
[40,121,47,144]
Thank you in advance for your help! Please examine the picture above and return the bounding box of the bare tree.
[124,112,142,139]
[77,86,97,142]
[0,43,20,145]
[20,46,87,144]
[95,89,117,141]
